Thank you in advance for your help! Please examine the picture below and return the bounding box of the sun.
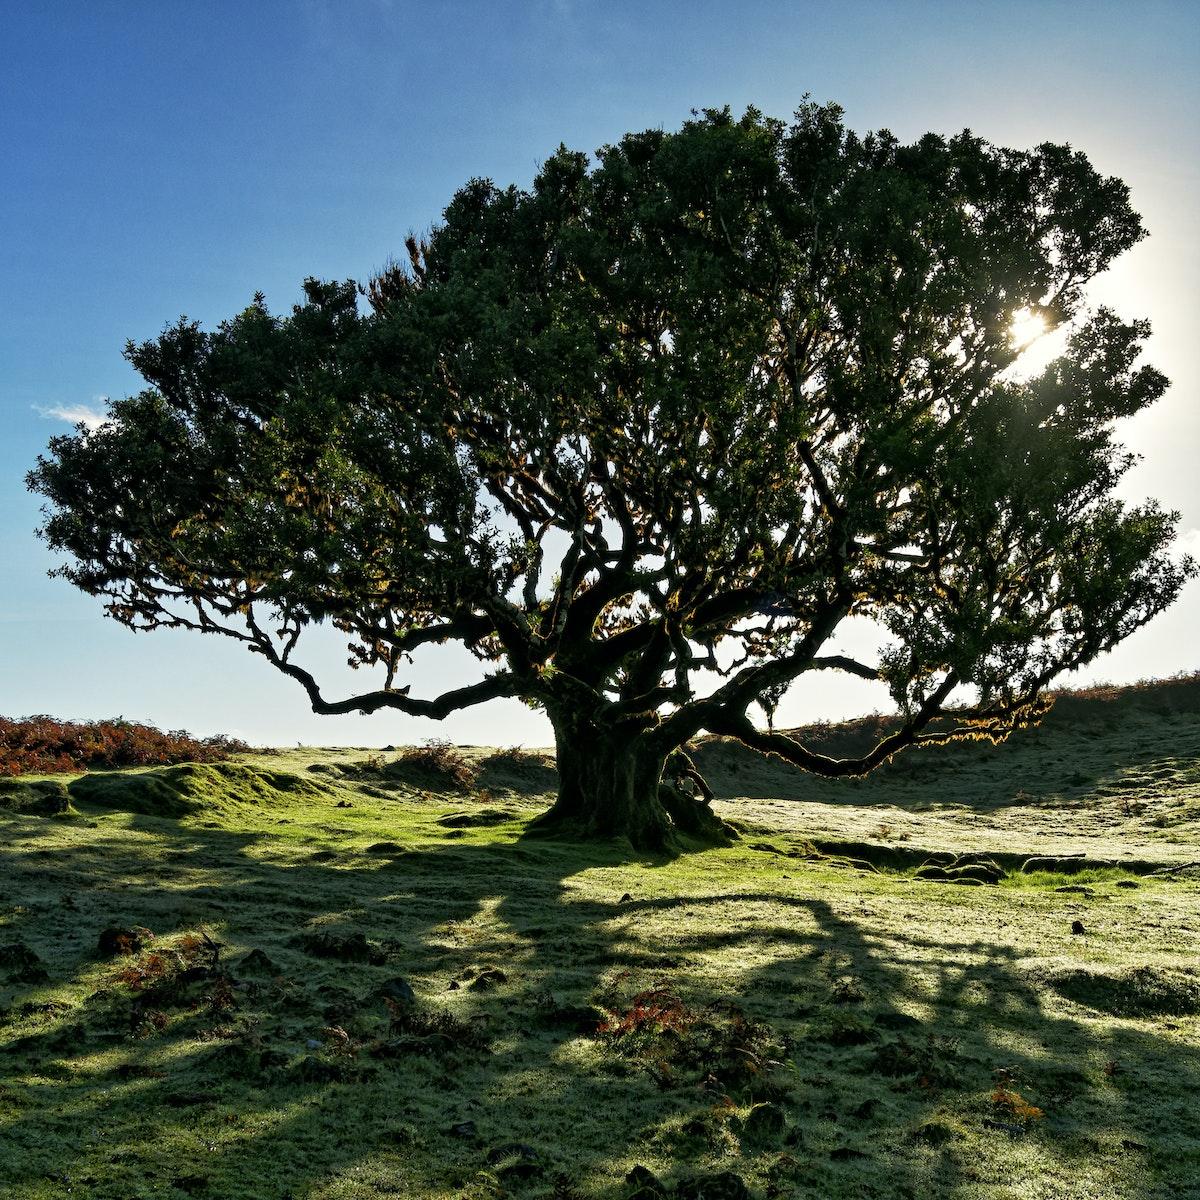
[1009,306,1048,349]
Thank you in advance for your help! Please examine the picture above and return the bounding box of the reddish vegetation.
[0,716,249,777]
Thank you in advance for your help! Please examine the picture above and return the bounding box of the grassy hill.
[2,675,1199,1199]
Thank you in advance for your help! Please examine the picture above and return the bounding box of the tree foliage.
[29,103,1193,846]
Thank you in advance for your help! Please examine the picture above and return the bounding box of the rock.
[96,926,148,957]
[673,1171,752,1200]
[460,966,508,991]
[911,1120,955,1146]
[619,893,633,903]
[376,977,417,1006]
[875,1011,922,1031]
[1071,920,1086,936]
[487,1142,543,1178]
[626,1165,668,1198]
[292,930,386,965]
[947,863,1004,884]
[829,1145,868,1160]
[741,1100,786,1143]
[0,941,49,983]
[234,948,281,977]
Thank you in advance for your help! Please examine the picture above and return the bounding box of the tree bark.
[528,708,734,852]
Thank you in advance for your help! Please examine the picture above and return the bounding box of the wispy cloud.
[36,401,109,431]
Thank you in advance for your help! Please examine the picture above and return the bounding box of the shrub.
[0,715,249,777]
[395,739,478,790]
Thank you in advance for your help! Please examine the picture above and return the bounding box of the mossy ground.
[3,687,1200,1200]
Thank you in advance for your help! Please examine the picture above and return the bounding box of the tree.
[30,103,1193,850]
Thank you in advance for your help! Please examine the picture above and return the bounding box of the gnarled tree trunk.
[528,708,733,852]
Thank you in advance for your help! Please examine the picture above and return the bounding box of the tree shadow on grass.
[1,803,1198,1199]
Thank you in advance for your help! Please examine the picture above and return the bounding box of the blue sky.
[2,1,1197,747]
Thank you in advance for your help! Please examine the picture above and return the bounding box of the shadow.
[2,792,1198,1199]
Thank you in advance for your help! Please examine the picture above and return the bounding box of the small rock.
[464,966,508,991]
[741,1100,786,1143]
[982,1118,1027,1135]
[234,948,281,977]
[875,1011,921,1031]
[486,1141,539,1165]
[618,893,633,903]
[829,1145,867,1161]
[1071,920,1086,936]
[0,941,49,984]
[625,1164,667,1198]
[96,927,148,957]
[673,1172,751,1200]
[376,977,417,1006]
[293,930,386,965]
[911,1120,955,1146]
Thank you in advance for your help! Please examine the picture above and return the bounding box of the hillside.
[1,674,1199,1199]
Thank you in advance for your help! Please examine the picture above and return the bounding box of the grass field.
[2,676,1200,1199]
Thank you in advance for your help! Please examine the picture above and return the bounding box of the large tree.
[30,104,1192,850]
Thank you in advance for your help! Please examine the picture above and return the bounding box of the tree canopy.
[30,103,1193,849]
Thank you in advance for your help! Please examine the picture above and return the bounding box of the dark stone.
[234,948,281,977]
[829,1145,868,1161]
[486,1142,540,1166]
[0,941,49,982]
[673,1172,751,1200]
[96,927,146,957]
[875,1011,922,1031]
[292,930,386,965]
[741,1101,786,1143]
[625,1165,668,1198]
[376,977,417,1006]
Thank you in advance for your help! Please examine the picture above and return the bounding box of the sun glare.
[1009,306,1047,349]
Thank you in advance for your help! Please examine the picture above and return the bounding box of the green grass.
[3,679,1200,1199]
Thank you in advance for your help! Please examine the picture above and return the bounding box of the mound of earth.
[0,778,76,817]
[68,762,327,818]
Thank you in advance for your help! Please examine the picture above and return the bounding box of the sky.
[2,1,1197,749]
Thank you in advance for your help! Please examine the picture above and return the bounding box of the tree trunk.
[528,709,733,853]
